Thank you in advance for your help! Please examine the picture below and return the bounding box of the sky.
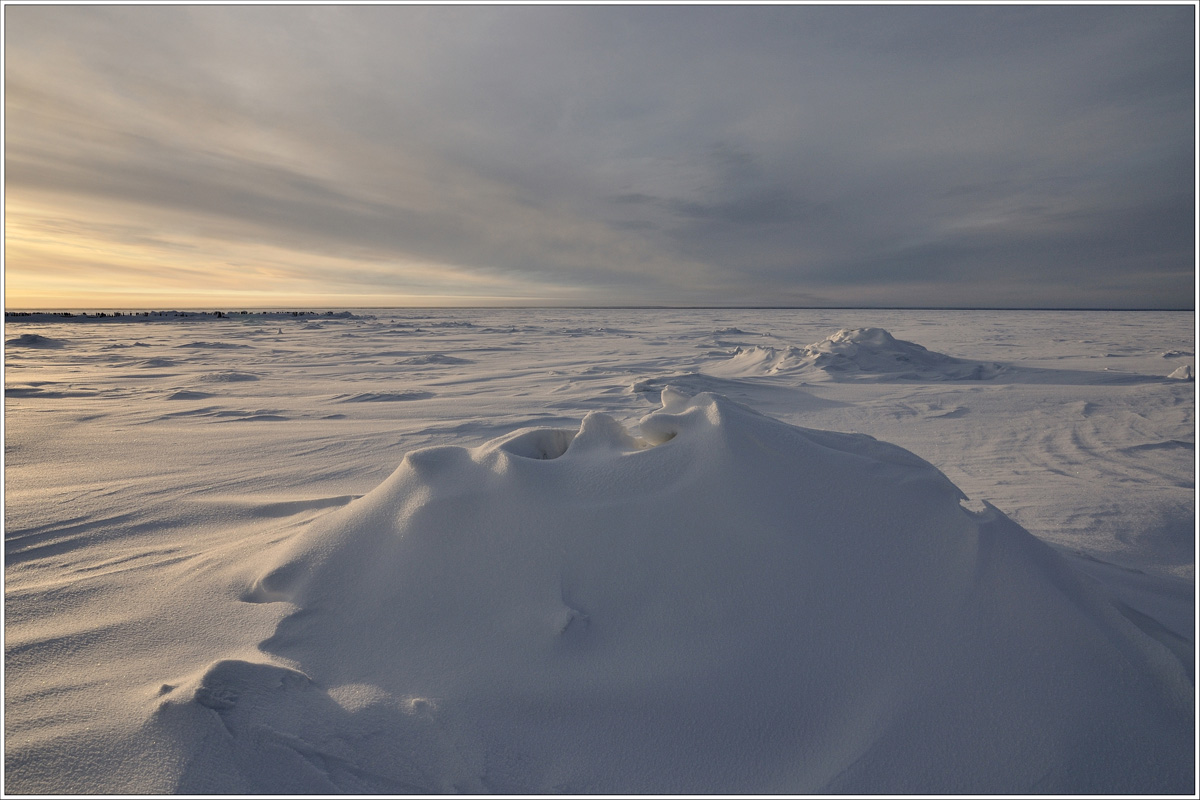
[3,4,1195,309]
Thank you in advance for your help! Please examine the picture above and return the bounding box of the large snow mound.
[153,390,1192,794]
[708,327,1003,380]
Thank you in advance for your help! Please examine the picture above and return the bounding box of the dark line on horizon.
[6,306,1195,313]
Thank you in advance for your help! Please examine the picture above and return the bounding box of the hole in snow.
[498,428,577,460]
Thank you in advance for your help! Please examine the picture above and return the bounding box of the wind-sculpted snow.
[332,390,434,403]
[145,390,1196,794]
[5,308,1192,795]
[705,326,1180,385]
[198,371,259,382]
[176,341,251,350]
[395,353,472,366]
[707,327,1004,381]
[6,333,67,348]
[1169,364,1193,381]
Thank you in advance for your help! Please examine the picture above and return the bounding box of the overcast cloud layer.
[4,5,1195,308]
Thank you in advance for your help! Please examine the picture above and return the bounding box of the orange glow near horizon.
[3,197,575,311]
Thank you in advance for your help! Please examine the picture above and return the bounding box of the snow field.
[4,308,1194,793]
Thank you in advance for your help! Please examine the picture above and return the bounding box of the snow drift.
[707,327,1003,380]
[151,390,1192,794]
[5,333,67,348]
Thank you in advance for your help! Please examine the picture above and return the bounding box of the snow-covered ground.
[4,308,1194,793]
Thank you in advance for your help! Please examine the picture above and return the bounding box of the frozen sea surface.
[4,308,1195,793]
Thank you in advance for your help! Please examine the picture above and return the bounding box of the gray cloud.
[4,4,1193,307]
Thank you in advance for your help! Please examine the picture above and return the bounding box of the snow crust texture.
[150,389,1192,794]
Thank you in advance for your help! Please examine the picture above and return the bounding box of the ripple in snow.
[199,372,260,382]
[333,391,434,403]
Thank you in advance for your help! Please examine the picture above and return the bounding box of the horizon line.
[5,305,1195,313]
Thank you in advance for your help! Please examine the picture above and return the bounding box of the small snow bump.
[199,371,259,383]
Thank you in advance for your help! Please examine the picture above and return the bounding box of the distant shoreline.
[5,306,1194,318]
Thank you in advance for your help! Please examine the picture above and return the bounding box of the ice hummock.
[707,327,1003,380]
[150,389,1193,794]
[1169,364,1193,381]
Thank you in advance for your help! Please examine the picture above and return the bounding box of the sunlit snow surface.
[4,308,1194,793]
